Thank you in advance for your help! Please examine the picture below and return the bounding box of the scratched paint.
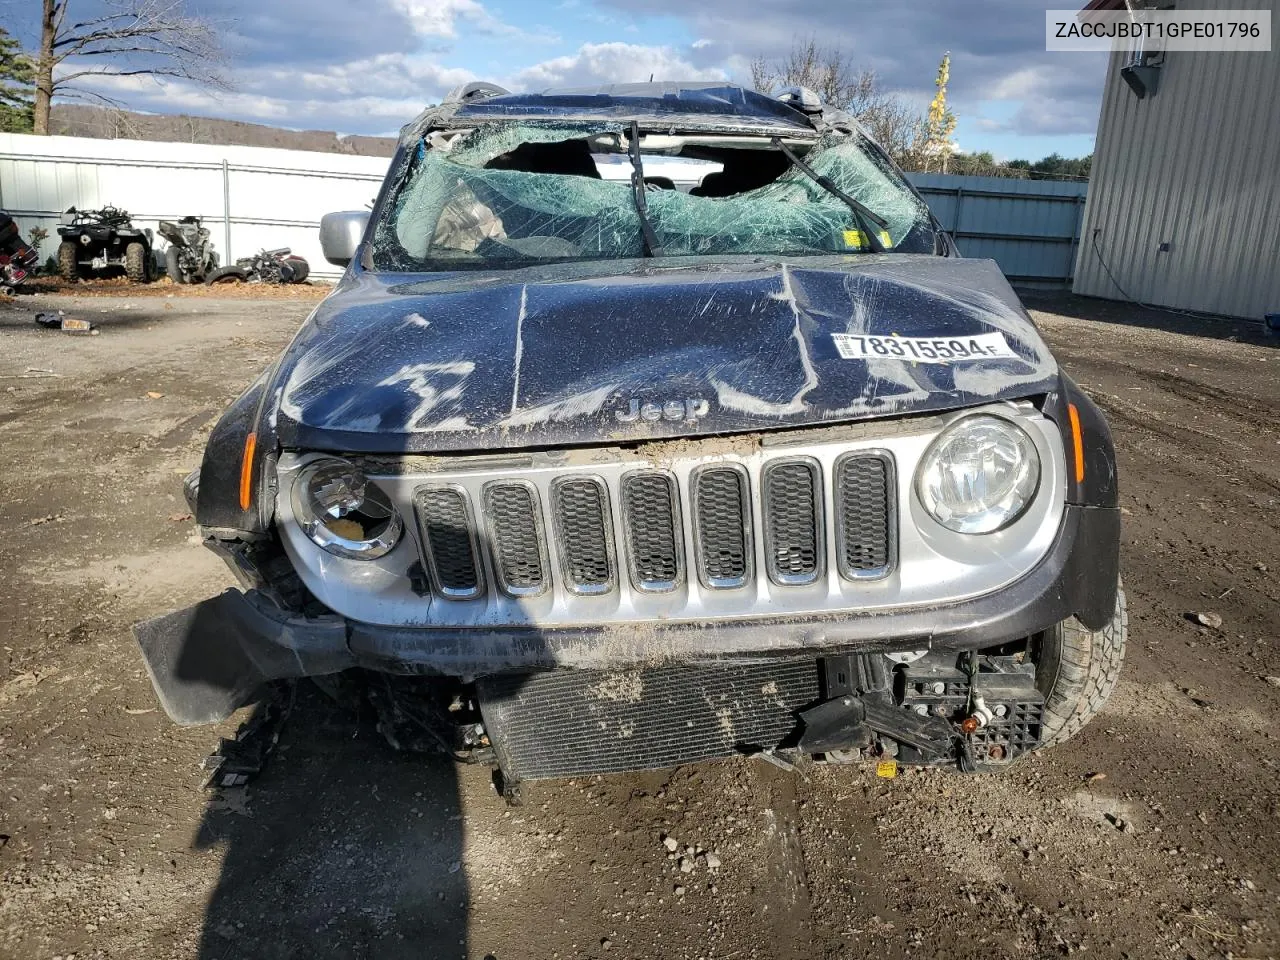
[270,254,1056,454]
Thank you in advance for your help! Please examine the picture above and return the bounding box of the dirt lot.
[0,287,1277,960]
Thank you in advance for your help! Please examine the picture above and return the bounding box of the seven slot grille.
[412,455,894,600]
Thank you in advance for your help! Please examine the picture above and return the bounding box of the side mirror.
[319,211,370,267]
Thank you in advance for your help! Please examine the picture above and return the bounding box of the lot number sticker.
[832,332,1018,363]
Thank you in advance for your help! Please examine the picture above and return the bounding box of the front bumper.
[134,503,1119,725]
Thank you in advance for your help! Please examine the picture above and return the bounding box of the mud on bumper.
[134,504,1118,726]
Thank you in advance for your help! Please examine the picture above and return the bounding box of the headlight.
[915,415,1040,534]
[291,459,403,559]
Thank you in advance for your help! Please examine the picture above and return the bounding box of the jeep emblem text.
[615,397,710,423]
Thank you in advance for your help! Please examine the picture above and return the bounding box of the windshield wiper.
[771,137,889,254]
[627,121,663,257]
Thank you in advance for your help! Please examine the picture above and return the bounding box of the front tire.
[57,241,79,281]
[165,246,185,283]
[1034,583,1127,748]
[124,242,148,283]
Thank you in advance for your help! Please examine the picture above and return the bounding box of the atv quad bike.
[56,206,154,283]
[158,216,219,284]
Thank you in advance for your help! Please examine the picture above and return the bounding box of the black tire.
[57,241,79,281]
[1034,583,1128,748]
[124,242,148,283]
[165,246,185,283]
[206,265,248,285]
[284,256,309,283]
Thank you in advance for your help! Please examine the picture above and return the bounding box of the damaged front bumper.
[135,503,1118,726]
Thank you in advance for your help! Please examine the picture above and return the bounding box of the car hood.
[275,254,1057,453]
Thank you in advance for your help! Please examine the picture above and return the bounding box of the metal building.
[1073,0,1280,320]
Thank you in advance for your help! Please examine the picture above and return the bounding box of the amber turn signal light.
[239,432,257,511]
[1067,403,1085,485]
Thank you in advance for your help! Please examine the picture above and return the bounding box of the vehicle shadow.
[190,682,472,960]
[1018,289,1279,348]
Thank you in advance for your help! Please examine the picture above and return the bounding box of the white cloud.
[71,54,477,132]
[388,0,559,43]
[388,0,505,37]
[512,42,729,90]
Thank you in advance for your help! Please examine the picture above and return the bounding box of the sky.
[11,0,1107,160]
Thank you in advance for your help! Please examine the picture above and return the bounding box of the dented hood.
[275,254,1057,453]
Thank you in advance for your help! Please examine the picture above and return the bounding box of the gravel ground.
[0,288,1276,960]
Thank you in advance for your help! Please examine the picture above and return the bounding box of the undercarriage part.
[201,681,295,788]
[365,673,493,763]
[897,653,1044,767]
[477,658,821,781]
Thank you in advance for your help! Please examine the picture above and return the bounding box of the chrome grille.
[406,450,898,604]
[693,467,751,588]
[553,478,614,593]
[762,460,822,585]
[413,487,482,598]
[835,454,893,579]
[484,483,546,596]
[621,472,681,591]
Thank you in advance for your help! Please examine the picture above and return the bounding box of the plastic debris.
[875,759,899,779]
[35,311,97,334]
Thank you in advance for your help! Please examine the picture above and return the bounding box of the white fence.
[0,133,392,280]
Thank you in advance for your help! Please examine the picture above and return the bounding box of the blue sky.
[13,0,1105,160]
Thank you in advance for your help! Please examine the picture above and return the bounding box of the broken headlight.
[291,458,403,559]
[915,415,1040,534]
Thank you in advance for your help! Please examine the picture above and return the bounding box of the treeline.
[948,151,1092,180]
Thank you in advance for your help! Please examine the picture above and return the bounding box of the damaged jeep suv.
[136,82,1124,786]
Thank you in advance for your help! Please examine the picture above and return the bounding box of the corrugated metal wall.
[908,173,1088,285]
[0,133,389,279]
[1074,0,1280,320]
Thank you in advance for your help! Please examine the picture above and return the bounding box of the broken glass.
[377,121,936,269]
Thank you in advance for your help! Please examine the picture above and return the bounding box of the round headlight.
[915,415,1041,534]
[291,459,403,559]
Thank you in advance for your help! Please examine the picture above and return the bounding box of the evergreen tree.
[0,27,34,134]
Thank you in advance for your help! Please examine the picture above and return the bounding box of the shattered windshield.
[373,120,937,270]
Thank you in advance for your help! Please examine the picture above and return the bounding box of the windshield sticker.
[843,228,892,250]
[832,332,1019,363]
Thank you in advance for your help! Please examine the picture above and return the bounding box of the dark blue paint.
[272,254,1057,454]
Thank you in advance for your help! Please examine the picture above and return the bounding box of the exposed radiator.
[477,659,821,780]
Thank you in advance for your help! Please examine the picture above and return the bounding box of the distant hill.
[48,104,399,157]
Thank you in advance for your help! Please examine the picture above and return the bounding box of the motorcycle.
[205,247,310,286]
[56,206,154,282]
[157,216,219,284]
[0,211,40,294]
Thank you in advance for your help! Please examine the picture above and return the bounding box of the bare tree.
[751,37,930,169]
[33,0,227,135]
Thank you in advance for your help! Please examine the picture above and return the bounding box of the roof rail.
[443,81,511,104]
[773,86,823,115]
